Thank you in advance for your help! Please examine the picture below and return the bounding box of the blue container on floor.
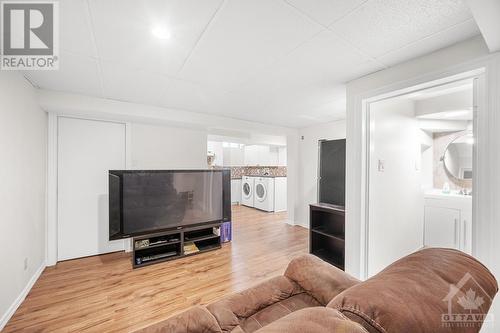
[221,221,232,243]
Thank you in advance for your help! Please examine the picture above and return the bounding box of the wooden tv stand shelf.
[309,203,345,270]
[132,222,222,268]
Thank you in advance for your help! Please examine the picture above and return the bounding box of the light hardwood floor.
[4,206,308,333]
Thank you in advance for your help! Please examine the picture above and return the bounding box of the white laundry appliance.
[254,177,275,212]
[241,176,255,207]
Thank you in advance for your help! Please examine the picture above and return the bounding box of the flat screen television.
[109,170,230,240]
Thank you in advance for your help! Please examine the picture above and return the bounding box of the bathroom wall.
[433,129,472,190]
[419,130,434,190]
[367,98,424,277]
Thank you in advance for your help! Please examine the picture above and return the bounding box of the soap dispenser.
[442,182,450,194]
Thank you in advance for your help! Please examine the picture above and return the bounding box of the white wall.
[420,130,434,190]
[296,120,346,227]
[368,98,424,276]
[131,123,207,169]
[278,147,287,166]
[285,133,299,225]
[0,72,47,329]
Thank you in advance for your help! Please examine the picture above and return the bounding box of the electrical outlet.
[24,258,28,271]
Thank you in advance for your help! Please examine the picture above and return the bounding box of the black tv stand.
[132,222,222,268]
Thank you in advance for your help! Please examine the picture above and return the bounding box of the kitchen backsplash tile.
[230,166,287,179]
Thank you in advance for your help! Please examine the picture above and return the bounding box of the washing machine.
[241,176,255,207]
[254,177,275,212]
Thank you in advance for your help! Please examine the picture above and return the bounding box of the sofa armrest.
[254,307,368,333]
[284,254,360,305]
[327,248,499,333]
[133,306,222,333]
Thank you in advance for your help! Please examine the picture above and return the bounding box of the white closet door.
[58,117,126,261]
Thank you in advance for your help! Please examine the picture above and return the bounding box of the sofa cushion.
[284,254,360,305]
[206,276,319,332]
[133,306,222,333]
[327,248,498,333]
[239,293,321,332]
[254,307,368,333]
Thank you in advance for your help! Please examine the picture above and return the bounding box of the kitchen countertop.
[242,175,286,178]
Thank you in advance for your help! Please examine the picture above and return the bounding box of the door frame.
[359,68,486,279]
[46,114,132,266]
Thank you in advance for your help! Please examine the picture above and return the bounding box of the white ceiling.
[23,0,480,128]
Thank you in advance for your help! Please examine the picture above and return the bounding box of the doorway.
[365,75,480,277]
[318,139,346,206]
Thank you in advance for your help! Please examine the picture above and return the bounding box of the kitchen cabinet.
[423,191,472,254]
[244,145,261,165]
[208,142,285,167]
[223,146,244,166]
[424,206,461,249]
[244,145,280,166]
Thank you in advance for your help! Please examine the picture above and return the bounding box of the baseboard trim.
[292,220,309,229]
[0,262,46,331]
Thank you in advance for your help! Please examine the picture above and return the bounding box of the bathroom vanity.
[423,190,472,254]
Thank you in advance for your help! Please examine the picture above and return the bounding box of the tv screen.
[109,170,224,239]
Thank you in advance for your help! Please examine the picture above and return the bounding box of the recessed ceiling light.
[151,26,171,40]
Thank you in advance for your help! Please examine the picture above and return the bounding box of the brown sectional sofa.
[135,248,498,333]
[205,254,360,333]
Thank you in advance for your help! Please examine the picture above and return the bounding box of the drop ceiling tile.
[23,52,102,96]
[330,0,473,58]
[377,19,479,66]
[231,30,383,94]
[60,0,97,57]
[179,0,324,91]
[196,30,379,126]
[101,62,176,106]
[285,0,367,26]
[89,0,223,76]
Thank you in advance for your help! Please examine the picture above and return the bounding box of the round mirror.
[443,132,473,180]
